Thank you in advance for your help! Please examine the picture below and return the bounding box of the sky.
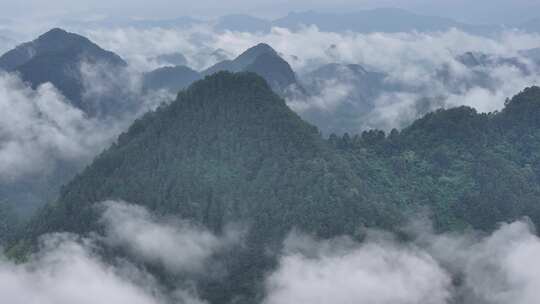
[1,0,539,25]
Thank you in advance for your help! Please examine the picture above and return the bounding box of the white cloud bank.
[83,26,540,132]
[0,72,120,180]
[100,200,240,274]
[0,200,539,304]
[0,234,163,304]
[265,221,540,304]
[0,201,239,304]
[0,62,171,182]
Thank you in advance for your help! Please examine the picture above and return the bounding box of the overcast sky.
[0,0,539,25]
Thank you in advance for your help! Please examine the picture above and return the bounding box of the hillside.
[14,73,540,303]
[143,65,202,93]
[202,44,301,94]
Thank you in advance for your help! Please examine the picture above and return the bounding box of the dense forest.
[10,72,540,303]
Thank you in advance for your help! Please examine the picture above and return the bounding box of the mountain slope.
[210,9,497,35]
[0,28,126,113]
[216,14,272,32]
[202,44,300,94]
[143,65,202,93]
[14,73,540,303]
[23,72,377,301]
[26,72,378,239]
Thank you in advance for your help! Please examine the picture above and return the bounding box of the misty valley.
[1,5,540,304]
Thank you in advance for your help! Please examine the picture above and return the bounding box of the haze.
[1,0,539,25]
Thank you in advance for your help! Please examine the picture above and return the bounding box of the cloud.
[421,220,540,304]
[287,78,354,112]
[265,231,452,304]
[2,200,540,304]
[0,200,242,304]
[0,57,173,182]
[79,25,540,133]
[79,61,171,118]
[0,72,122,181]
[0,233,164,304]
[99,201,241,274]
[265,220,540,304]
[83,25,231,72]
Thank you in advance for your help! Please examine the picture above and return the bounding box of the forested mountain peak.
[202,43,279,75]
[26,71,324,237]
[143,65,202,93]
[234,43,278,65]
[12,73,540,303]
[503,86,540,113]
[202,44,300,95]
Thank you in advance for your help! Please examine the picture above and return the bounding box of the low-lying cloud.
[265,231,451,304]
[0,234,163,304]
[1,199,539,304]
[81,26,540,133]
[265,220,540,304]
[0,72,120,181]
[0,59,172,183]
[0,201,239,304]
[100,200,240,274]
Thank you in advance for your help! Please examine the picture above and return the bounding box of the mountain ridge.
[0,28,127,114]
[10,71,540,303]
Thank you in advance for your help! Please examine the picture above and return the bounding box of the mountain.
[14,72,540,302]
[207,9,497,35]
[0,203,19,244]
[20,72,373,302]
[65,16,202,30]
[0,29,136,223]
[143,65,202,93]
[153,52,188,66]
[127,16,202,28]
[203,43,278,74]
[143,43,302,96]
[216,14,272,32]
[202,43,301,94]
[0,28,127,114]
[273,8,496,34]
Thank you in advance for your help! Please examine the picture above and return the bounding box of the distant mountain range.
[65,16,202,30]
[269,9,496,34]
[215,10,536,34]
[60,8,513,35]
[145,43,301,96]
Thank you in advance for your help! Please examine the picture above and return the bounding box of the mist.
[0,201,238,304]
[1,200,539,304]
[1,24,536,175]
[265,220,540,304]
[77,25,540,133]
